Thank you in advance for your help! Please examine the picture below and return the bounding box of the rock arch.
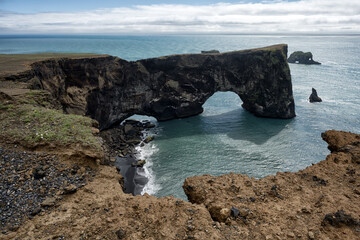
[31,44,295,130]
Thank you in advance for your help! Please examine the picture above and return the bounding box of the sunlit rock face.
[30,44,295,130]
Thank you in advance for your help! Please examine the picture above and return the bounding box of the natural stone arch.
[130,44,294,124]
[201,91,243,112]
[31,44,295,130]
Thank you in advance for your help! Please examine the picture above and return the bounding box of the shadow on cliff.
[156,108,294,145]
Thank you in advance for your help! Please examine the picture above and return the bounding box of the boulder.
[309,88,322,102]
[208,205,230,222]
[126,138,141,145]
[143,122,156,128]
[288,51,321,64]
[123,124,134,134]
[144,136,154,143]
[322,210,359,227]
[132,159,146,167]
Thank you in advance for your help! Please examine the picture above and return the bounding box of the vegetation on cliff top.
[0,90,101,152]
[0,53,107,77]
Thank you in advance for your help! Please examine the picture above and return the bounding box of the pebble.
[0,146,96,231]
[41,197,56,207]
[187,225,194,231]
[287,232,295,238]
[230,206,240,218]
[62,184,78,195]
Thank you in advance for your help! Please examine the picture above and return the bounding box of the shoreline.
[1,48,359,239]
[100,119,156,196]
[115,154,149,195]
[3,130,360,239]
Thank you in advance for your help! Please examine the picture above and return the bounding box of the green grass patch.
[0,103,13,111]
[21,90,55,108]
[0,103,101,150]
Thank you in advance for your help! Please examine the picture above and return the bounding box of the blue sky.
[0,0,359,34]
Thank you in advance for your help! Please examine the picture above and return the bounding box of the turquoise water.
[1,35,359,199]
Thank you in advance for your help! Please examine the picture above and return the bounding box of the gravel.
[0,146,96,233]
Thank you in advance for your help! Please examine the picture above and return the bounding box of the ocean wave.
[135,131,161,196]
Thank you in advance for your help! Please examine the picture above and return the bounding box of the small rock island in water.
[288,51,321,64]
[309,88,322,102]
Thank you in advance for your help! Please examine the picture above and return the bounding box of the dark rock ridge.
[288,51,321,64]
[25,44,295,130]
[309,88,322,102]
[201,50,220,54]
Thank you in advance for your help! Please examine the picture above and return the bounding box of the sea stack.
[309,88,322,102]
[288,51,321,64]
[26,44,295,130]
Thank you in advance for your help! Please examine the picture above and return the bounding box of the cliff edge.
[3,130,359,239]
[0,51,359,239]
[2,44,295,130]
[184,130,360,239]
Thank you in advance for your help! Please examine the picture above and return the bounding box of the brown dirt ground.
[1,130,359,240]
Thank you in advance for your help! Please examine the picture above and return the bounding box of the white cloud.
[0,0,359,34]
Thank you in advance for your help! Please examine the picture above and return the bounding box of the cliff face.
[29,44,295,130]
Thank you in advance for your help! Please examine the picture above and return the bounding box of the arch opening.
[122,114,158,124]
[201,91,243,117]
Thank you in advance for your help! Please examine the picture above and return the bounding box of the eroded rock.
[4,130,360,240]
[41,197,56,207]
[144,136,154,143]
[309,88,322,102]
[28,44,295,130]
[131,159,146,167]
[322,210,359,228]
[115,228,126,239]
[62,184,77,195]
[183,130,360,239]
[288,51,321,64]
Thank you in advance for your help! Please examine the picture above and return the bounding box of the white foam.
[135,131,161,196]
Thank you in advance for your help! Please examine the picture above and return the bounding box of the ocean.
[1,35,359,200]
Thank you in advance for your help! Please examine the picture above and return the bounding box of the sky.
[0,0,359,35]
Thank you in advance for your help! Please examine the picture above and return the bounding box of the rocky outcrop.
[183,130,360,239]
[27,44,295,130]
[309,88,322,102]
[288,51,321,64]
[201,50,220,54]
[5,130,360,239]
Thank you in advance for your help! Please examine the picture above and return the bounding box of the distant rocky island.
[201,50,220,54]
[288,51,321,64]
[309,88,322,102]
[1,46,359,239]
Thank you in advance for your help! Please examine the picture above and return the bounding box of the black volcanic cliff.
[28,44,295,129]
